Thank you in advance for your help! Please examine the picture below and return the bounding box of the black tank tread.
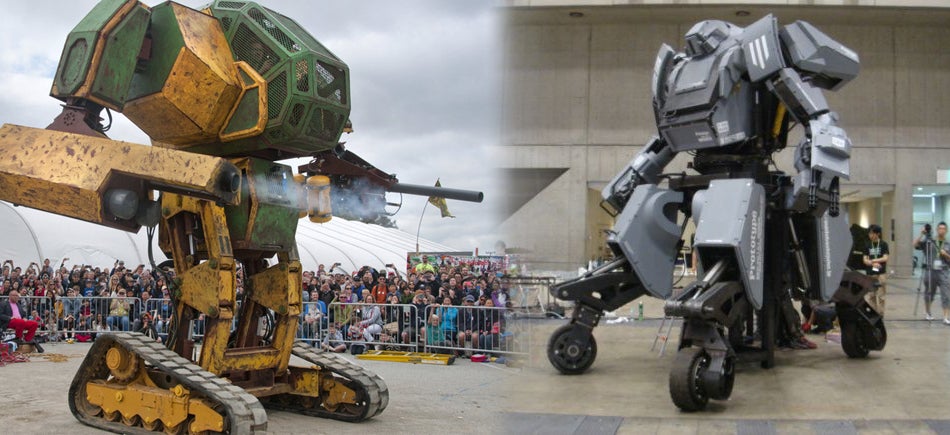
[68,332,267,434]
[261,341,388,422]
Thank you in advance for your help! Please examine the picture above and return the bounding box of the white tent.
[0,201,455,274]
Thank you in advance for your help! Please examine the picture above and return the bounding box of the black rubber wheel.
[707,356,736,401]
[873,318,887,350]
[547,324,597,375]
[669,347,710,412]
[841,322,869,358]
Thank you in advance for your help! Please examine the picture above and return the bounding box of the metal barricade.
[140,298,211,342]
[0,295,147,340]
[422,304,530,357]
[506,276,563,318]
[298,301,329,346]
[144,298,175,338]
[323,302,420,353]
[0,295,53,335]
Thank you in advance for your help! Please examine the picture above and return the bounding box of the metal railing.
[0,296,530,358]
[421,304,529,356]
[322,302,422,353]
[0,295,145,339]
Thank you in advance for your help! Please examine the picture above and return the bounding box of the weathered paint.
[51,0,137,102]
[0,124,239,231]
[219,61,268,141]
[85,381,224,431]
[125,3,243,146]
[90,4,150,107]
[224,158,298,251]
[126,3,186,99]
[204,1,351,159]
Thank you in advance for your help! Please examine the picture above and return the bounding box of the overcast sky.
[0,1,503,253]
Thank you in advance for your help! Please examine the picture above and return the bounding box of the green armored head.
[208,0,351,160]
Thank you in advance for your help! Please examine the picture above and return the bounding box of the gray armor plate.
[816,210,852,301]
[694,179,766,309]
[741,15,785,82]
[608,184,683,299]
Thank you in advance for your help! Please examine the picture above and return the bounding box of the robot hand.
[789,123,848,216]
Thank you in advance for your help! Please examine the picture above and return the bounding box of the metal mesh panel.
[315,62,334,85]
[288,103,304,126]
[248,8,300,53]
[266,9,320,54]
[295,60,309,93]
[268,71,287,120]
[308,110,341,142]
[265,168,289,202]
[232,23,279,75]
[268,128,285,141]
[220,16,232,32]
[217,1,246,9]
[315,61,346,105]
[306,110,324,138]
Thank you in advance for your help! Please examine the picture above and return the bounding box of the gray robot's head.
[684,20,732,57]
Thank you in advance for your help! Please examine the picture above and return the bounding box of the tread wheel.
[547,324,597,375]
[669,347,710,412]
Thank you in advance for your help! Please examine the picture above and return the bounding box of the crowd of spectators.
[0,255,516,357]
[306,255,514,356]
[0,258,175,342]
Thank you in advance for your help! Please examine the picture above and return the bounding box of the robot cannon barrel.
[388,183,484,203]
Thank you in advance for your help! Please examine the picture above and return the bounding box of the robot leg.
[664,179,766,411]
[665,273,747,411]
[547,258,646,374]
[548,182,680,374]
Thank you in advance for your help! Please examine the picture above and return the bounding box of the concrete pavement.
[1,275,947,434]
[501,275,950,434]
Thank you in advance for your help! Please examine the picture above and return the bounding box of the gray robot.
[546,15,886,411]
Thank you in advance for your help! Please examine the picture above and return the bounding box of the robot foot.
[669,315,738,411]
[670,347,711,411]
[547,323,597,375]
[840,314,886,358]
[669,345,736,412]
[834,272,888,358]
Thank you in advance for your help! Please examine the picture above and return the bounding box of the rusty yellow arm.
[0,124,240,232]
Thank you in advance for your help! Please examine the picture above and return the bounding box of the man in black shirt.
[863,224,889,316]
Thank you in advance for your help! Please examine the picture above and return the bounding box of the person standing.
[371,275,388,305]
[414,255,436,275]
[915,222,950,323]
[863,224,889,316]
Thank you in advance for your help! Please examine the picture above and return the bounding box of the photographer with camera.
[915,222,950,323]
[863,224,889,316]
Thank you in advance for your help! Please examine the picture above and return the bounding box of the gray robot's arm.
[601,136,675,215]
[771,19,859,187]
[770,68,851,215]
[765,21,860,216]
[736,16,857,215]
[768,67,851,181]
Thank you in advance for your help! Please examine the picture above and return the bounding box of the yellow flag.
[428,179,454,218]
